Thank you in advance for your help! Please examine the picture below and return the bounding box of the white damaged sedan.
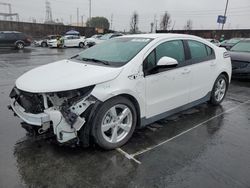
[9,34,231,149]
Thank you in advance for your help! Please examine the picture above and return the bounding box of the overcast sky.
[1,0,250,32]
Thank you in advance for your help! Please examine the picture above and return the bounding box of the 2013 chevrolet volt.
[9,34,232,149]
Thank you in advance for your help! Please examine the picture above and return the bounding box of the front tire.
[210,74,228,105]
[41,42,47,47]
[92,96,137,150]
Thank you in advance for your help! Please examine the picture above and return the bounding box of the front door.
[144,40,192,119]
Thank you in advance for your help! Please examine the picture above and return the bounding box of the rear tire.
[79,42,84,48]
[91,96,137,150]
[210,74,228,105]
[16,42,24,49]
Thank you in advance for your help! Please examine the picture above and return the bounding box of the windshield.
[74,37,152,66]
[99,34,113,40]
[230,41,250,52]
[227,38,241,44]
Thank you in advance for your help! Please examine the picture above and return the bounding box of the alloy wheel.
[101,104,133,144]
[214,78,226,102]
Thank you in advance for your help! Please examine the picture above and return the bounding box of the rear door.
[6,33,17,46]
[64,36,72,47]
[66,35,80,47]
[71,35,81,46]
[185,40,216,102]
[0,33,16,47]
[144,40,192,119]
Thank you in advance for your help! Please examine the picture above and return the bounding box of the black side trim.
[140,92,211,127]
[79,100,102,147]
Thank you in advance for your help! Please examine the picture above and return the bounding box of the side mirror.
[157,56,178,67]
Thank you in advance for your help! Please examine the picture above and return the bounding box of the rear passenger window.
[188,40,208,59]
[187,40,214,61]
[156,40,185,63]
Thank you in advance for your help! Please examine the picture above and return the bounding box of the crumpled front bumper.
[10,98,50,126]
[9,98,86,143]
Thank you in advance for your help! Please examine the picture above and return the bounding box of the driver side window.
[143,40,185,75]
[156,40,185,63]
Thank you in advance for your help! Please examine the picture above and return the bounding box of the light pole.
[222,0,229,30]
[89,0,92,20]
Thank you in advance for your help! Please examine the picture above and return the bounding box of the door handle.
[182,68,191,74]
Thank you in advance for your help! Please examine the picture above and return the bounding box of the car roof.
[120,33,202,40]
[0,31,21,34]
[48,35,61,37]
[241,38,250,42]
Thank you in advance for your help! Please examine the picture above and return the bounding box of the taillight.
[223,51,230,58]
[26,38,32,42]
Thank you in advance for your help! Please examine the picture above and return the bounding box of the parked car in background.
[206,38,220,46]
[48,35,85,48]
[34,35,61,47]
[91,33,124,46]
[9,34,231,149]
[229,38,250,79]
[0,31,32,49]
[84,34,103,47]
[219,38,243,50]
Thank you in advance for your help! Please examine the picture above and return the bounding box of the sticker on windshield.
[131,38,150,42]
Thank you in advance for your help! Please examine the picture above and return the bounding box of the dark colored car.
[229,39,250,79]
[34,35,61,47]
[0,31,32,49]
[219,38,243,50]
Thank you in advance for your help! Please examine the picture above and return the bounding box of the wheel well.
[220,72,229,84]
[15,40,24,45]
[118,94,141,128]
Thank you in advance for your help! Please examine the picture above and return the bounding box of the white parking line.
[131,99,250,157]
[116,148,141,164]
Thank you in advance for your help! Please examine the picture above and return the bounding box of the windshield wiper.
[81,58,110,65]
[70,54,79,59]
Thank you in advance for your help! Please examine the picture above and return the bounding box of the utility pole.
[89,0,92,20]
[70,15,72,25]
[81,15,84,26]
[45,0,53,23]
[77,8,79,26]
[222,0,229,30]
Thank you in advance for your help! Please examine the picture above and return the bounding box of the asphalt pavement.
[0,47,249,188]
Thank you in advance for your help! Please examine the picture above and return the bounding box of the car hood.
[229,51,250,62]
[16,59,123,93]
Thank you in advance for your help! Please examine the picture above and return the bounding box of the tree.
[130,11,139,34]
[160,12,171,30]
[86,17,110,29]
[184,19,193,30]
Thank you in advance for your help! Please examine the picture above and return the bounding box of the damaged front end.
[9,85,98,145]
